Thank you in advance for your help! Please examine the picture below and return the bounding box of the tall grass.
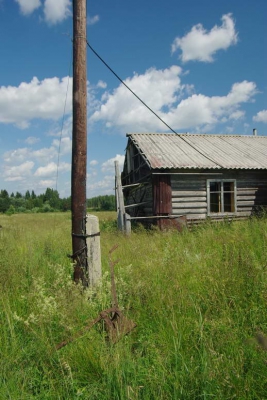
[0,212,267,399]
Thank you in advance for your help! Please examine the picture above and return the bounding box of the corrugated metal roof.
[127,133,267,170]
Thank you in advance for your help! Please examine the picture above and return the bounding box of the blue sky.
[0,0,266,198]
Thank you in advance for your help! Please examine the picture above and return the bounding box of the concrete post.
[86,214,102,286]
[124,213,131,236]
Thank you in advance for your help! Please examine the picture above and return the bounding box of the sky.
[0,0,266,198]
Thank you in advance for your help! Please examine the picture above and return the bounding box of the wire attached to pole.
[86,40,224,168]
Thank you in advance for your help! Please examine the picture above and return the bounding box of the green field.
[1,212,267,399]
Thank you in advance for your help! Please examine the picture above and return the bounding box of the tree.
[0,197,10,213]
[0,189,9,198]
[43,188,60,209]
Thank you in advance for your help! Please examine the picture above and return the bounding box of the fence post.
[86,214,102,286]
[115,161,125,232]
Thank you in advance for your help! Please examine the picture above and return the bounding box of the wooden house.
[121,133,267,229]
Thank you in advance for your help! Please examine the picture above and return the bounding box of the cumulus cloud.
[166,81,257,129]
[229,110,245,120]
[87,14,99,26]
[15,0,41,15]
[101,155,125,173]
[25,136,40,145]
[91,66,183,131]
[91,63,257,132]
[15,0,71,24]
[4,161,34,182]
[253,110,267,123]
[0,76,72,128]
[97,80,107,89]
[34,161,70,177]
[87,176,115,196]
[90,160,98,166]
[4,145,58,165]
[43,0,71,24]
[52,137,72,155]
[38,179,56,188]
[172,13,238,62]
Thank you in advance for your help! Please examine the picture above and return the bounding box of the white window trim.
[207,179,237,216]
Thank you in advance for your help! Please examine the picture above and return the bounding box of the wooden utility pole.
[71,0,88,285]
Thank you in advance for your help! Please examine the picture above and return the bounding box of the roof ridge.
[127,133,267,138]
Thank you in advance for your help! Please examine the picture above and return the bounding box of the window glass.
[208,180,235,214]
[210,182,220,192]
[223,182,234,192]
[210,192,221,212]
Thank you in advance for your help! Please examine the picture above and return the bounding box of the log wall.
[171,170,267,221]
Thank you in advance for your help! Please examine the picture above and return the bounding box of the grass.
[0,212,267,399]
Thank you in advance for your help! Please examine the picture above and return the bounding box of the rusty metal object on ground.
[56,245,136,350]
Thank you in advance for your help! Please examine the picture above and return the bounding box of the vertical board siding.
[153,174,172,229]
[153,175,172,215]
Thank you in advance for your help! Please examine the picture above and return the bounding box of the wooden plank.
[172,196,206,202]
[237,195,257,200]
[236,211,253,217]
[172,202,207,208]
[125,201,150,209]
[172,207,207,213]
[115,161,126,232]
[237,201,267,206]
[172,190,207,196]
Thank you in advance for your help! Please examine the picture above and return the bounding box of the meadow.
[0,212,267,399]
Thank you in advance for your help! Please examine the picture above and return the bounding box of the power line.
[87,40,178,135]
[86,40,224,168]
[55,48,72,193]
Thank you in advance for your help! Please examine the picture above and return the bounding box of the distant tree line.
[87,195,115,211]
[0,189,115,215]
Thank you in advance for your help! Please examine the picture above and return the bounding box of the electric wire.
[86,40,224,169]
[55,48,72,194]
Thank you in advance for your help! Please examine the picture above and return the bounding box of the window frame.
[207,179,237,216]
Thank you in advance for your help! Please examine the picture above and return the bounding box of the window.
[207,180,236,215]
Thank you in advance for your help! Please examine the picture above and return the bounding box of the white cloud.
[15,0,41,15]
[52,136,72,155]
[166,81,257,129]
[91,66,183,131]
[4,161,34,181]
[172,13,238,62]
[229,110,245,120]
[43,0,71,24]
[87,175,115,196]
[4,145,58,165]
[91,63,257,132]
[25,136,40,145]
[0,76,72,128]
[38,179,56,188]
[97,80,107,89]
[4,148,30,163]
[101,154,125,173]
[90,160,98,166]
[253,109,267,123]
[34,161,70,177]
[87,14,99,26]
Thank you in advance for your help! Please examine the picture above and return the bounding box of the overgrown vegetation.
[1,212,267,399]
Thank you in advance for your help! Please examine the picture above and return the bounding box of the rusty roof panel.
[127,133,267,170]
